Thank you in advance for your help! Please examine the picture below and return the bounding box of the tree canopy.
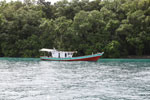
[0,0,150,58]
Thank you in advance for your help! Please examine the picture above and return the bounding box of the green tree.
[39,18,55,49]
[53,16,73,50]
[16,34,41,57]
[105,40,120,58]
[0,0,150,58]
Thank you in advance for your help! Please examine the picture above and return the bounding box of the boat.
[39,48,104,61]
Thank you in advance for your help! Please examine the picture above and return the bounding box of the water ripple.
[0,59,150,100]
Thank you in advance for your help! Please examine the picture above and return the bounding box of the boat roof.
[39,48,77,53]
[39,48,56,52]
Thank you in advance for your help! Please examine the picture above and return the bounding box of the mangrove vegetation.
[0,0,150,58]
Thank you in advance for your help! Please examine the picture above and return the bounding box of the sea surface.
[0,58,150,100]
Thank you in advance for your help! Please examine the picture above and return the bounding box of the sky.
[0,0,94,4]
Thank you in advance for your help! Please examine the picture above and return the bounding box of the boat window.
[65,53,67,57]
[58,53,60,58]
[48,52,52,57]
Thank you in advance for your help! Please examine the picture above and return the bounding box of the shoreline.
[0,55,150,59]
[126,55,150,59]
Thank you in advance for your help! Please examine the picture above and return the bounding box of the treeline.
[0,0,150,58]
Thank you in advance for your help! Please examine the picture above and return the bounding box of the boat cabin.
[40,48,77,58]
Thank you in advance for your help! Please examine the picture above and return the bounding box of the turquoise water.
[0,58,150,100]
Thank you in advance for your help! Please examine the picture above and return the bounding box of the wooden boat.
[39,48,104,61]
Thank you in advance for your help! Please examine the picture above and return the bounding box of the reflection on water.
[0,58,150,100]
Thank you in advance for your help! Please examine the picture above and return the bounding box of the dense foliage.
[0,0,150,58]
